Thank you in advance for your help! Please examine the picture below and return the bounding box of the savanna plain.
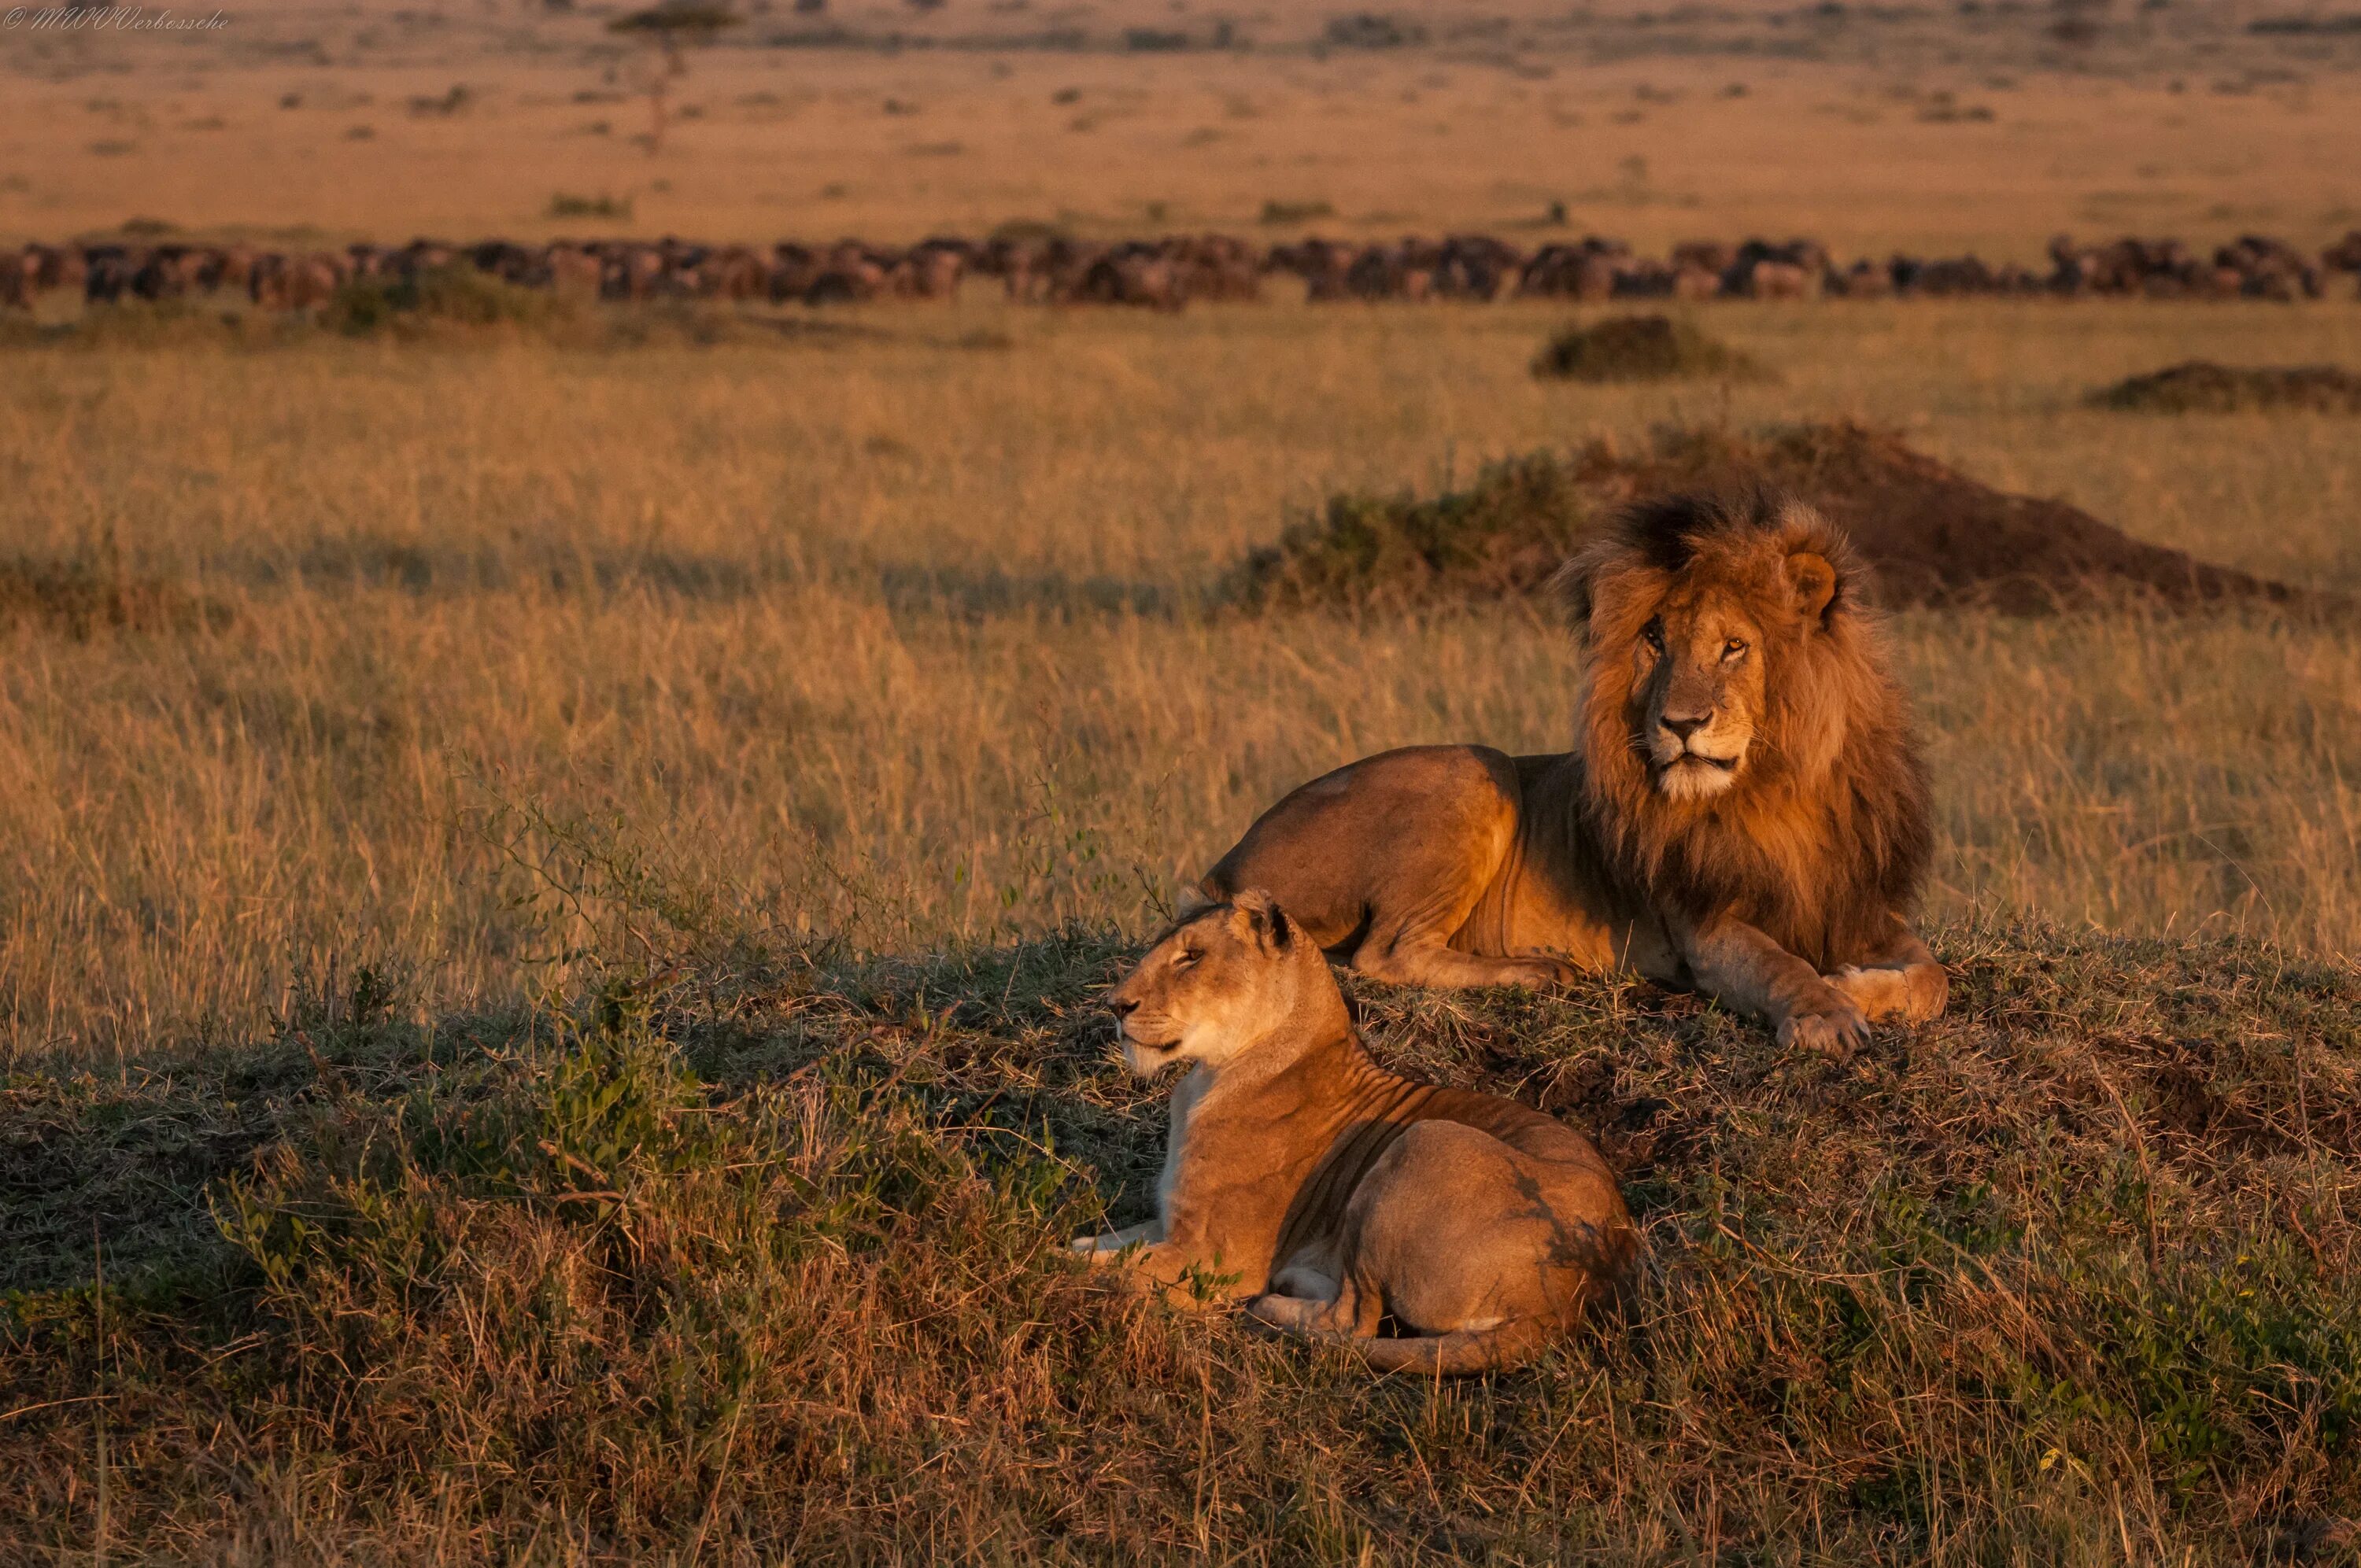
[6,4,2361,1562]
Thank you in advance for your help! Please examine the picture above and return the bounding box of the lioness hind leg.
[1247,1278,1381,1341]
[1070,1220,1160,1260]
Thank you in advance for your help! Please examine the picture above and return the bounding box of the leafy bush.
[1258,198,1336,224]
[322,263,578,338]
[0,544,232,639]
[548,191,634,220]
[1531,312,1765,382]
[2090,360,2361,414]
[1223,452,1596,610]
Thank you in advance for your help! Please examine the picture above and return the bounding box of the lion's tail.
[1348,1317,1552,1376]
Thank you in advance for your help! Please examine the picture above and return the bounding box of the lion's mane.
[1563,491,1934,970]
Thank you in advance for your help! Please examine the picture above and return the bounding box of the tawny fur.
[1073,893,1637,1374]
[1203,491,1946,1057]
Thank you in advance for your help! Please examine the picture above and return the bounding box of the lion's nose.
[1661,714,1709,743]
[1110,997,1140,1019]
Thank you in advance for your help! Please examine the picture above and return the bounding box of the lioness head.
[1565,490,1853,805]
[1105,891,1335,1076]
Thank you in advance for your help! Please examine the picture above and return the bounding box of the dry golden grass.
[8,24,2361,1560]
[3,297,2358,1061]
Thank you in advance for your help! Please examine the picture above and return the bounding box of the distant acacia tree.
[608,2,743,153]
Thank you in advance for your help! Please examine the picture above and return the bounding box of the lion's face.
[1104,893,1316,1077]
[1632,583,1772,802]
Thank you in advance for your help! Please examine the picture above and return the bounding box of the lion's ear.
[1231,889,1294,950]
[1786,551,1838,626]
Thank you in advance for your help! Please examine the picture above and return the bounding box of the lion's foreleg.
[1826,919,1949,1025]
[1681,915,1868,1059]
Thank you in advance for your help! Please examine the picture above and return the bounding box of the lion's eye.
[1175,949,1201,968]
[1723,638,1749,659]
[1643,622,1665,651]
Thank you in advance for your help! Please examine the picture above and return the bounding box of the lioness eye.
[1176,948,1201,968]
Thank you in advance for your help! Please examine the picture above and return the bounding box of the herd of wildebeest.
[8,227,2361,312]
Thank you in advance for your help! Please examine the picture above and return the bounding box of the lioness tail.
[1350,1317,1552,1376]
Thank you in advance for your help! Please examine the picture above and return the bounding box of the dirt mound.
[1530,314,1765,382]
[1226,422,2333,615]
[2090,361,2361,414]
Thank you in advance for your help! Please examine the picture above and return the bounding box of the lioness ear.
[1786,551,1838,626]
[1232,889,1293,950]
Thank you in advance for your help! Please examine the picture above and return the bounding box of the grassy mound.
[1531,313,1764,382]
[2092,361,2361,414]
[1227,422,2333,614]
[3,923,2359,1559]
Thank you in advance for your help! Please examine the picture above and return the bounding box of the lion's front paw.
[1777,987,1871,1061]
[1513,956,1583,991]
[1829,962,1949,1024]
[1827,965,1908,1019]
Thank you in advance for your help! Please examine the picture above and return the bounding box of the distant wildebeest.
[1517,238,1625,301]
[1266,237,1354,302]
[1434,234,1520,301]
[249,250,346,311]
[28,242,87,299]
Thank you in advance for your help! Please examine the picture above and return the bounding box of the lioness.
[1203,492,1945,1057]
[1074,892,1637,1374]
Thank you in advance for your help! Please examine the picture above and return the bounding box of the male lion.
[1203,492,1944,1057]
[1074,891,1637,1374]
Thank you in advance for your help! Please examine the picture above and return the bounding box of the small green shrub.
[2089,360,2361,413]
[1222,452,1595,610]
[1258,198,1336,225]
[0,545,233,640]
[1531,312,1766,382]
[547,191,634,220]
[322,263,577,338]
